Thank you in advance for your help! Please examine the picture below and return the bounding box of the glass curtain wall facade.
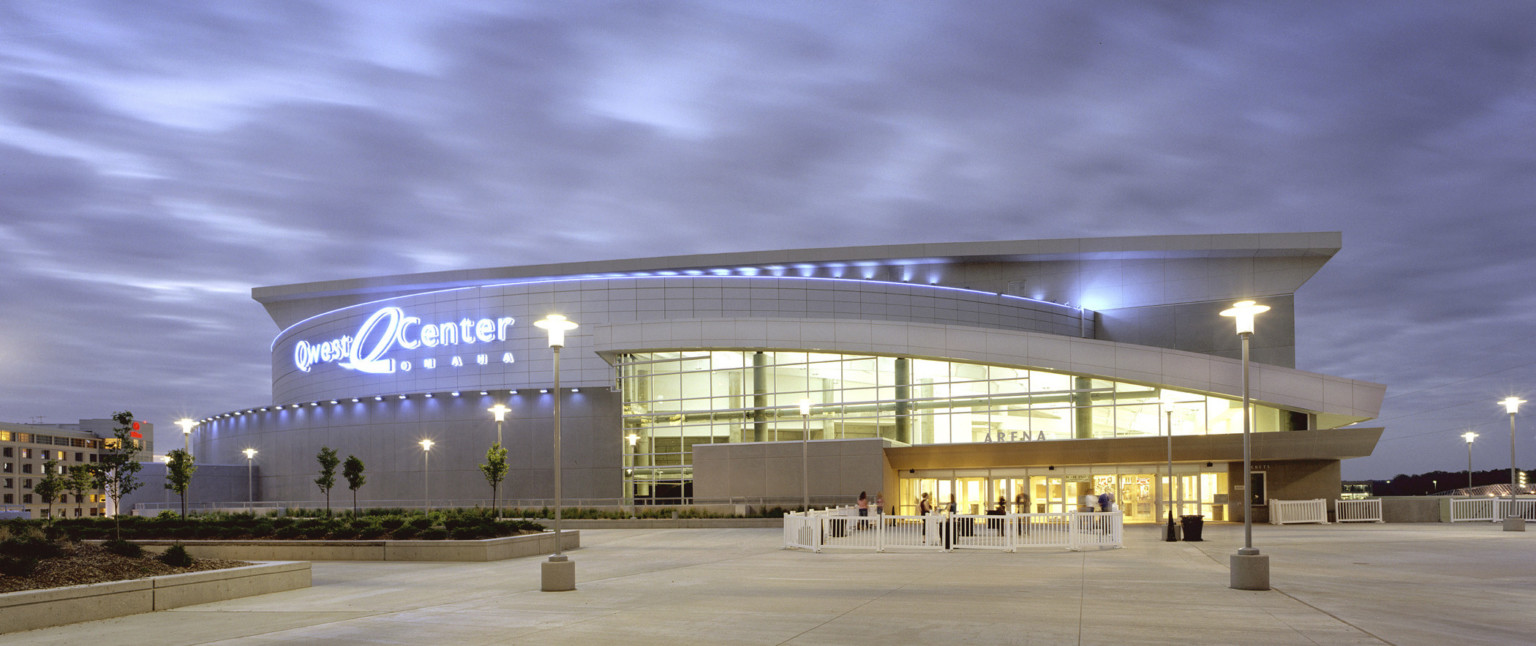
[618,350,1297,502]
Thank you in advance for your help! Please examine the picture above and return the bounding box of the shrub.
[274,526,303,540]
[379,517,407,531]
[271,517,296,530]
[159,544,195,567]
[249,522,274,538]
[1,535,65,560]
[329,526,360,540]
[218,526,245,540]
[357,525,388,540]
[408,516,434,530]
[391,525,419,540]
[0,556,38,577]
[418,528,448,540]
[103,539,143,558]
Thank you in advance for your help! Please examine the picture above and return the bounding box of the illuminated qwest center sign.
[294,307,516,375]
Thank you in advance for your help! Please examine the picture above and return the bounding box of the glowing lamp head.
[175,418,196,435]
[798,399,812,417]
[1219,300,1269,336]
[625,433,639,447]
[419,439,434,452]
[488,403,510,423]
[534,314,578,348]
[242,448,258,460]
[1462,431,1478,445]
[1499,396,1524,415]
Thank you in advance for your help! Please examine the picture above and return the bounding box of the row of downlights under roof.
[196,388,583,424]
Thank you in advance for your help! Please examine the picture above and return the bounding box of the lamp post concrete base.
[1503,515,1526,532]
[1230,549,1270,591]
[541,555,575,591]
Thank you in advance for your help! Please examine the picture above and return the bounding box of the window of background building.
[2,477,10,488]
[2,463,10,473]
[22,494,32,504]
[20,448,31,459]
[2,493,11,504]
[22,464,32,474]
[75,452,83,461]
[2,447,11,457]
[23,478,32,489]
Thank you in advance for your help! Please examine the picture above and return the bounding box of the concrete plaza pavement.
[3,522,1533,645]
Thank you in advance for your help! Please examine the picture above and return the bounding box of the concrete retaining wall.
[0,561,310,634]
[124,530,579,562]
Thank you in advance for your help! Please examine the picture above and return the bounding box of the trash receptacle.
[1180,515,1204,542]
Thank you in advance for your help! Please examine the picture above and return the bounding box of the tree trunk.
[352,490,358,516]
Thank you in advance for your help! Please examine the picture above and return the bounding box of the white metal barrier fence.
[1496,499,1536,520]
[1450,498,1497,522]
[1334,499,1383,523]
[1269,499,1328,525]
[783,511,1123,552]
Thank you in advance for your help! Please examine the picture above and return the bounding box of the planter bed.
[0,561,310,634]
[102,529,579,562]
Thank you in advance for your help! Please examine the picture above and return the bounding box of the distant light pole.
[419,439,434,512]
[488,403,510,518]
[1500,396,1525,531]
[800,398,812,511]
[1463,431,1478,492]
[242,448,257,509]
[489,403,510,446]
[175,418,196,455]
[1221,299,1269,590]
[535,313,578,591]
[1161,396,1178,543]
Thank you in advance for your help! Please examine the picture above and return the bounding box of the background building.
[188,233,1384,522]
[0,419,150,518]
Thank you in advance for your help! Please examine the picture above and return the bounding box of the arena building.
[188,232,1385,522]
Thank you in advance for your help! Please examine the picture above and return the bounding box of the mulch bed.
[0,543,251,594]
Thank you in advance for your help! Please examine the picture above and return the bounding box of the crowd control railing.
[1495,499,1536,521]
[783,511,1122,553]
[1269,499,1328,525]
[1334,499,1383,523]
[1449,498,1498,522]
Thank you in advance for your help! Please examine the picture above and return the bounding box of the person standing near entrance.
[1081,487,1097,512]
[1015,491,1031,535]
[875,491,885,516]
[856,491,869,529]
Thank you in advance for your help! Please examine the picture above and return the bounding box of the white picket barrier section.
[1269,499,1328,525]
[1495,499,1536,521]
[785,512,1121,552]
[1334,499,1383,523]
[1068,510,1124,551]
[1449,498,1498,522]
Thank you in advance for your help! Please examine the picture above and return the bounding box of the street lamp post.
[1499,397,1525,531]
[489,403,509,446]
[242,448,257,510]
[535,313,578,591]
[1463,431,1478,492]
[1161,397,1177,543]
[175,418,196,456]
[1221,299,1269,590]
[488,403,510,520]
[419,439,434,512]
[800,399,812,511]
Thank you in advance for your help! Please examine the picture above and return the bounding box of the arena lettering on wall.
[293,307,516,374]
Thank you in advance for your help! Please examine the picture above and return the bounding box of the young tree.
[164,449,197,517]
[92,411,144,539]
[35,459,65,527]
[343,455,366,516]
[480,442,509,519]
[67,464,93,517]
[315,447,339,517]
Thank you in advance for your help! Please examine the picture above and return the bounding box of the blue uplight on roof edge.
[270,274,1086,350]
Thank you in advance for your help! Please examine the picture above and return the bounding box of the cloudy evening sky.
[1,1,1533,480]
